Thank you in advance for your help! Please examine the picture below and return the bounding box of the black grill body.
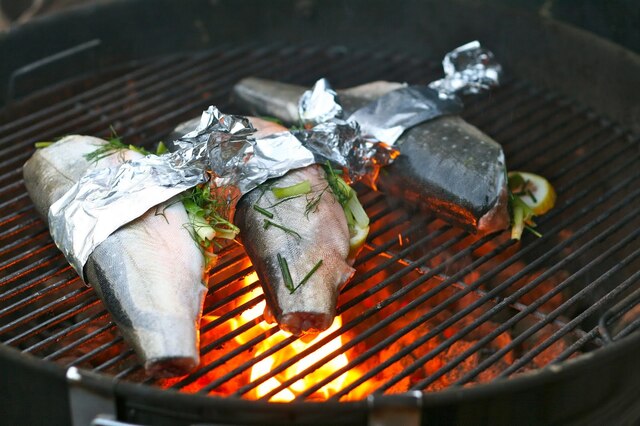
[0,1,639,425]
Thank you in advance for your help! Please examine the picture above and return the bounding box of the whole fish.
[233,78,510,234]
[234,158,355,337]
[23,136,207,377]
[171,117,356,336]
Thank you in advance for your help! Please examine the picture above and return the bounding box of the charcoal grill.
[1,1,640,425]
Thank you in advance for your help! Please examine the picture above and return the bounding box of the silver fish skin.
[235,163,355,337]
[168,117,355,336]
[23,136,207,378]
[233,77,510,234]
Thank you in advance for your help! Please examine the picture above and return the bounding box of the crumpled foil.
[49,106,315,277]
[347,86,463,144]
[428,40,502,97]
[297,78,343,125]
[295,40,502,175]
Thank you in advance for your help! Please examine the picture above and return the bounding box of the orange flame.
[229,273,357,401]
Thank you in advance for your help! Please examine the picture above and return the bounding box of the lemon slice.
[348,223,369,261]
[508,171,556,215]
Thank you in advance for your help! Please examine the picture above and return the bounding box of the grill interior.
[1,43,639,403]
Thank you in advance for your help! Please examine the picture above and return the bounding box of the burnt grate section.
[0,43,639,402]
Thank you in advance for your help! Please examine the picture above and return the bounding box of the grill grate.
[1,43,639,402]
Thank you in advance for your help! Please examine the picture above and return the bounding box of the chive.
[290,260,323,294]
[526,189,538,203]
[277,253,294,293]
[34,141,54,149]
[263,219,302,239]
[525,225,542,238]
[156,141,168,155]
[272,180,312,199]
[253,204,274,218]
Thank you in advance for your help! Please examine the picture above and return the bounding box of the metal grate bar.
[94,348,135,373]
[354,145,640,393]
[3,292,98,344]
[24,310,110,354]
[453,218,640,384]
[400,178,640,392]
[499,260,640,377]
[130,47,412,149]
[0,56,180,136]
[66,335,125,368]
[259,230,492,400]
[0,45,275,172]
[0,44,243,143]
[0,259,71,304]
[43,316,114,361]
[226,225,477,398]
[0,275,74,319]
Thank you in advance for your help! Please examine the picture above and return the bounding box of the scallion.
[253,204,274,218]
[290,259,323,293]
[271,180,311,199]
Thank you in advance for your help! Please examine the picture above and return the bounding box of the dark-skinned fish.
[233,78,510,234]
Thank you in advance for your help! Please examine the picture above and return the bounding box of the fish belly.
[235,165,354,336]
[23,136,206,377]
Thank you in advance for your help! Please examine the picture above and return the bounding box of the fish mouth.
[145,356,199,378]
[279,312,334,337]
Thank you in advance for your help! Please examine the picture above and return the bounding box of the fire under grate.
[1,43,639,402]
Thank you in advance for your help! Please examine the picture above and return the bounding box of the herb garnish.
[183,183,239,243]
[252,204,274,219]
[271,180,312,199]
[294,259,323,292]
[277,253,295,293]
[34,141,54,149]
[507,171,555,240]
[263,219,302,239]
[277,254,323,294]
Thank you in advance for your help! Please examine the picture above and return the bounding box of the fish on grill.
[172,117,356,336]
[233,78,510,234]
[23,136,207,377]
[234,157,355,337]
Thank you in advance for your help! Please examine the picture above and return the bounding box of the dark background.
[0,0,639,54]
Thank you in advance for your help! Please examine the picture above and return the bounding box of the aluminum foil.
[49,106,315,277]
[297,78,343,125]
[347,86,463,143]
[428,40,502,97]
[295,41,502,171]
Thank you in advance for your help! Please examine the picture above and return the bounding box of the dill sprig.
[323,163,351,207]
[84,127,153,163]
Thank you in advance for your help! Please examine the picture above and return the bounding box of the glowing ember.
[229,273,355,401]
[250,316,351,401]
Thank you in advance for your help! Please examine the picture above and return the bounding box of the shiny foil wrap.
[347,86,463,143]
[428,40,502,97]
[297,78,343,125]
[294,41,502,174]
[49,106,315,277]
